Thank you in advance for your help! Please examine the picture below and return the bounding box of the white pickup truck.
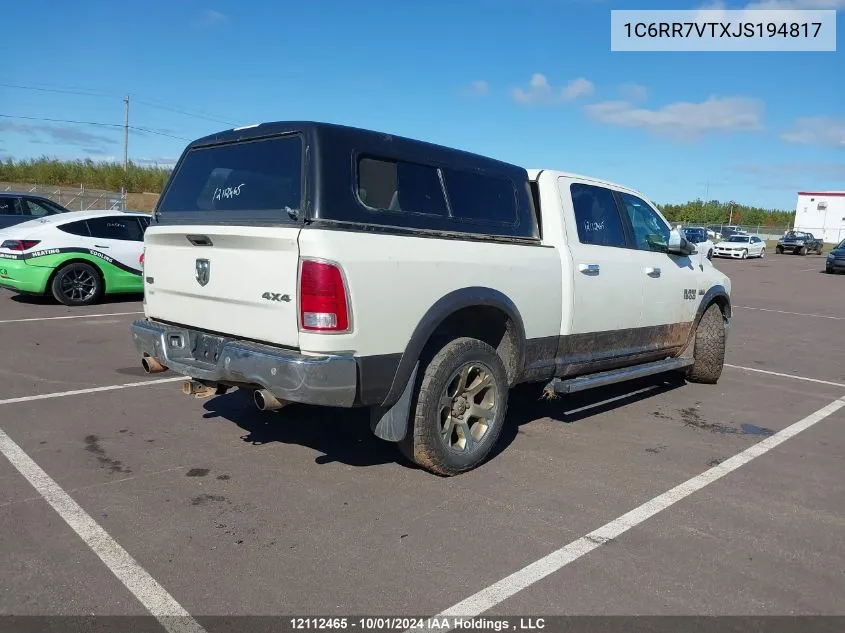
[132,121,731,476]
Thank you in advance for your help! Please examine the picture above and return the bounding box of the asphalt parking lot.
[1,252,843,631]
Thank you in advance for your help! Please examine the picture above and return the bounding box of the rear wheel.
[398,337,509,476]
[50,262,102,306]
[686,303,726,385]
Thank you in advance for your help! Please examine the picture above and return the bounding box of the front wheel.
[707,248,713,260]
[759,248,765,258]
[776,246,784,254]
[741,249,748,259]
[399,337,509,476]
[50,262,102,306]
[686,302,726,384]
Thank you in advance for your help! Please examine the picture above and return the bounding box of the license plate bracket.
[188,331,226,365]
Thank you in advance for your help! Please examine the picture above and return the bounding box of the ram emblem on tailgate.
[195,259,210,287]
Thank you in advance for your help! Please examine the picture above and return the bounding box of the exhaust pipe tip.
[254,389,287,412]
[141,355,167,374]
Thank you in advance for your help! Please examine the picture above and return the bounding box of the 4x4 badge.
[195,258,210,286]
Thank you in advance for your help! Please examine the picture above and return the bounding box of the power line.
[131,97,236,126]
[0,113,192,141]
[0,81,113,98]
[0,81,236,126]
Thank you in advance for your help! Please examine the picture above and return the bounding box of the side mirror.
[668,228,695,256]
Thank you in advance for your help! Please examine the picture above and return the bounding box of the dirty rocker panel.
[360,321,704,408]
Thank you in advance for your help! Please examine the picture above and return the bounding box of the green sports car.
[0,209,150,306]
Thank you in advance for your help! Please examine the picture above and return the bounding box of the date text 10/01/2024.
[289,617,547,631]
[622,22,823,38]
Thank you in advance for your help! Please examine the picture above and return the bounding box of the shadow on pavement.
[198,372,688,471]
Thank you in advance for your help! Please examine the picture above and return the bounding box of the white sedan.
[712,234,766,259]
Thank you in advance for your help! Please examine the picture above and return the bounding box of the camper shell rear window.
[156,133,303,224]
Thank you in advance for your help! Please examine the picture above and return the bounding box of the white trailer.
[794,191,845,244]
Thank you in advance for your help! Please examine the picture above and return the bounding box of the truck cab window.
[619,192,670,253]
[570,183,627,248]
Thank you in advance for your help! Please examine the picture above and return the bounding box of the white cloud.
[466,80,489,96]
[561,78,595,101]
[194,9,227,28]
[781,117,845,147]
[511,73,594,105]
[583,96,764,139]
[618,82,648,102]
[0,122,117,148]
[136,157,179,167]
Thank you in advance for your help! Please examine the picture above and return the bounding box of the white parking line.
[735,306,844,321]
[726,364,845,389]
[0,376,183,406]
[0,428,207,633]
[0,311,143,324]
[415,395,845,630]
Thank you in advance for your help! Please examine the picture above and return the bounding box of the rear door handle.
[578,263,600,276]
[94,244,110,249]
[644,267,661,277]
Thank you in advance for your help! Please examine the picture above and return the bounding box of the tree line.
[655,199,795,227]
[0,157,171,193]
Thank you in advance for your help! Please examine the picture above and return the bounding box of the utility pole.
[123,95,129,172]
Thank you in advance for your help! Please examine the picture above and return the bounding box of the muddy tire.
[686,303,726,385]
[398,337,509,476]
[776,246,783,254]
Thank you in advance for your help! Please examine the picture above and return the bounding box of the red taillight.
[299,259,350,332]
[1,240,40,252]
[139,251,145,266]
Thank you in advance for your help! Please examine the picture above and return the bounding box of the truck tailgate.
[142,225,302,348]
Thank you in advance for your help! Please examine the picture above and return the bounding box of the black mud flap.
[369,362,419,442]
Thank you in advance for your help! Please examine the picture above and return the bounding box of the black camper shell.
[154,121,540,243]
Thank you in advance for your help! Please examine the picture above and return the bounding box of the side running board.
[545,357,694,395]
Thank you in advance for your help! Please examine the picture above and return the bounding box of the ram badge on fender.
[0,209,150,306]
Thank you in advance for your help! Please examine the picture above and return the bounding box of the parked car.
[825,239,845,273]
[0,209,150,305]
[682,226,714,260]
[776,230,823,255]
[713,234,766,259]
[0,192,72,229]
[131,120,732,476]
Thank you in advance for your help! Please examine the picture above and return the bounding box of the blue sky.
[1,0,843,210]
